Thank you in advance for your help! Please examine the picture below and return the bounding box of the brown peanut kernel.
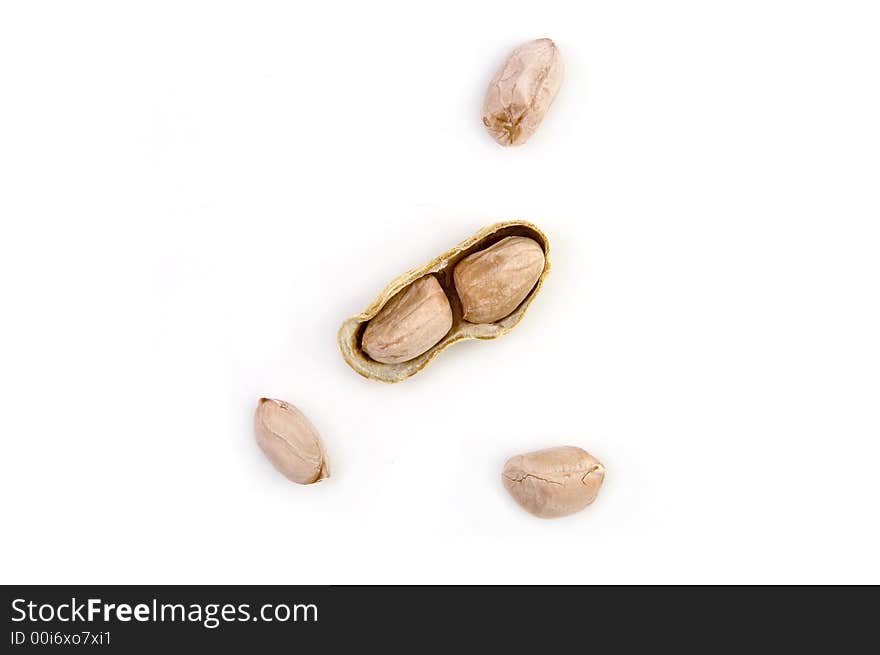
[503,446,605,518]
[254,398,330,485]
[482,38,563,146]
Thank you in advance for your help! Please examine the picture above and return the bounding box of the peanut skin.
[362,275,453,364]
[503,446,605,518]
[254,398,330,485]
[482,38,564,146]
[453,236,545,324]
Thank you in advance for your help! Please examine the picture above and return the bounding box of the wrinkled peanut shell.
[482,38,563,146]
[254,398,330,485]
[338,221,550,383]
[503,446,605,518]
[454,236,545,324]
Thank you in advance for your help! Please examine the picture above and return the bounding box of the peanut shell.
[338,221,550,383]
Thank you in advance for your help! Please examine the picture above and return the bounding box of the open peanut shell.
[338,221,550,383]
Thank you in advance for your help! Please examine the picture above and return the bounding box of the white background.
[1,1,878,584]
